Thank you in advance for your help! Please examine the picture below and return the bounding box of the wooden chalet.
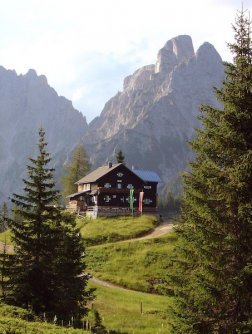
[66,162,161,218]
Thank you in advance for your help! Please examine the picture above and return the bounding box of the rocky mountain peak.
[155,35,194,74]
[196,42,223,69]
[25,69,48,85]
[83,35,225,185]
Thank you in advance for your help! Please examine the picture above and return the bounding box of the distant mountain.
[83,35,225,192]
[0,67,88,203]
[0,35,225,204]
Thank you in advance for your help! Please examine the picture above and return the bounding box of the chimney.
[108,162,113,168]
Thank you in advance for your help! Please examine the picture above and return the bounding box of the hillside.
[0,215,175,333]
[0,303,88,333]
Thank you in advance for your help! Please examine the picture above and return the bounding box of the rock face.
[0,67,88,202]
[83,35,225,188]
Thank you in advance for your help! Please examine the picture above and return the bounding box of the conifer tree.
[9,129,90,321]
[168,9,252,333]
[0,203,9,232]
[53,212,91,323]
[61,144,90,197]
[116,150,125,164]
[10,128,62,314]
[0,239,14,303]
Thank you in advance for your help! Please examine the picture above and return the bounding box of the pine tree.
[0,239,14,303]
[0,203,9,232]
[10,128,62,314]
[53,212,91,323]
[9,129,91,321]
[168,9,252,334]
[61,144,90,197]
[90,308,107,334]
[116,150,125,164]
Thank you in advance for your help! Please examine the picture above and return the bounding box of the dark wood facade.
[67,163,160,218]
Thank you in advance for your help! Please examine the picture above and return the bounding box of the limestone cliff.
[83,35,225,187]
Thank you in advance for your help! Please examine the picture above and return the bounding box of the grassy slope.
[78,215,158,246]
[0,303,88,333]
[86,233,177,294]
[0,215,158,247]
[89,281,173,334]
[0,215,176,333]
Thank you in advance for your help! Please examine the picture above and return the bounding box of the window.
[127,184,133,189]
[143,198,153,205]
[104,195,111,203]
[117,183,122,189]
[104,183,111,188]
[144,185,151,189]
[83,183,90,191]
[126,196,137,203]
[117,172,124,177]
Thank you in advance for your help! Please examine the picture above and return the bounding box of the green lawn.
[78,215,158,246]
[86,233,177,294]
[88,281,173,334]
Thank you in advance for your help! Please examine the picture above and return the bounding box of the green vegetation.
[0,203,9,233]
[168,10,252,333]
[78,215,158,246]
[61,144,90,198]
[89,281,173,334]
[116,150,125,164]
[0,230,12,245]
[86,233,177,294]
[7,128,90,324]
[0,214,158,248]
[0,303,88,333]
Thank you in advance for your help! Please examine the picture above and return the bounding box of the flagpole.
[130,188,134,216]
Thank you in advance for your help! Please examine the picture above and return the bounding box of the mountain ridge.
[0,66,88,202]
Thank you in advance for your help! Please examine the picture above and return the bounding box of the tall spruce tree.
[53,212,91,323]
[168,9,252,334]
[61,144,90,197]
[116,150,125,164]
[0,203,9,232]
[10,128,90,321]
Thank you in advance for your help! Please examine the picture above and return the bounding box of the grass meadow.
[86,233,177,294]
[0,303,88,333]
[88,281,173,334]
[78,215,158,246]
[0,214,176,333]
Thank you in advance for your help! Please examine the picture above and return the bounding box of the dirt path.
[130,220,174,241]
[90,220,174,291]
[0,220,174,254]
[0,221,174,293]
[90,276,135,291]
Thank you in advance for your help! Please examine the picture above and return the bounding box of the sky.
[0,0,251,123]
